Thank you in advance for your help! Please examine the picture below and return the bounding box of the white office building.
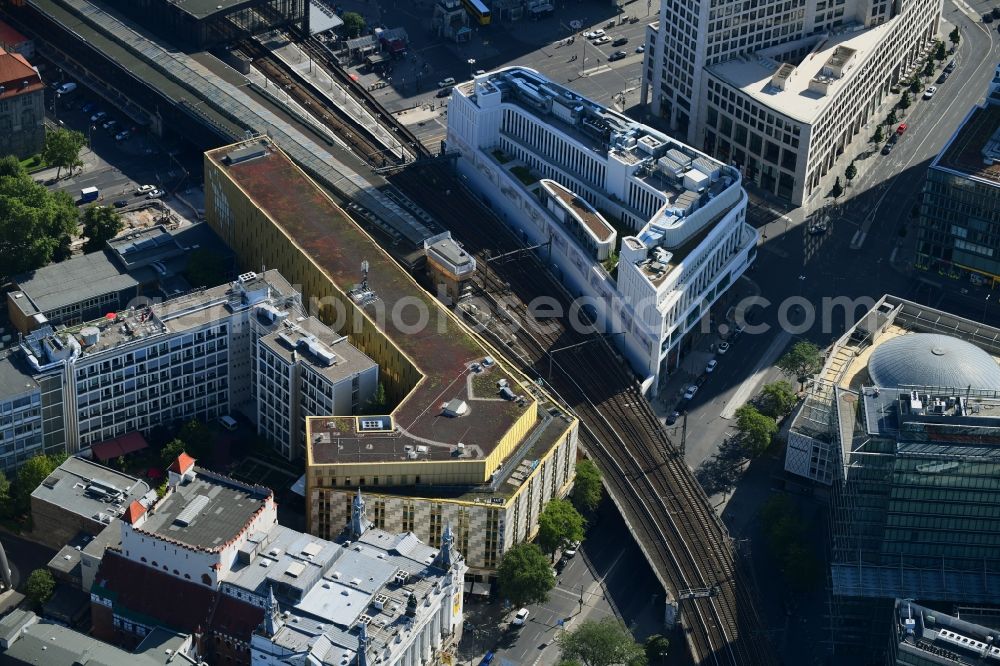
[12,270,376,463]
[446,67,756,393]
[640,0,941,205]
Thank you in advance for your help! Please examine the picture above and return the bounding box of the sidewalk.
[648,274,762,421]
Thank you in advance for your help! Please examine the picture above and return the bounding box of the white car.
[135,184,155,194]
[584,29,605,39]
[683,385,698,400]
[718,342,730,355]
[705,359,718,373]
[923,86,937,99]
[437,77,456,88]
[635,44,645,53]
[146,189,164,199]
[594,35,612,45]
[512,608,529,626]
[563,547,577,558]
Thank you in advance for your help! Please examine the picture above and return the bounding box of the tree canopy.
[570,459,603,515]
[160,438,187,469]
[537,499,585,561]
[845,162,857,184]
[644,634,670,664]
[873,125,885,144]
[343,12,365,37]
[0,156,79,278]
[830,177,843,198]
[497,543,554,607]
[934,41,947,61]
[41,127,86,180]
[734,404,778,457]
[758,380,798,419]
[557,617,647,666]
[776,340,823,384]
[949,27,960,46]
[25,569,55,606]
[15,453,66,515]
[81,205,123,253]
[898,91,912,110]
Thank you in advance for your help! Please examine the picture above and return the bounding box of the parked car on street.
[594,35,612,44]
[436,86,453,98]
[608,50,627,61]
[683,385,698,400]
[923,85,937,99]
[612,36,628,46]
[146,189,164,199]
[705,359,718,373]
[135,184,155,194]
[512,608,529,627]
[113,199,128,208]
[80,101,96,114]
[665,410,680,425]
[90,111,107,123]
[635,44,645,53]
[718,342,730,354]
[896,123,907,134]
[437,77,455,88]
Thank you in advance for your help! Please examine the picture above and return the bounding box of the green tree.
[0,157,79,278]
[537,499,585,561]
[734,404,777,457]
[758,380,798,418]
[949,27,960,47]
[908,78,922,94]
[41,127,86,180]
[844,162,857,187]
[873,125,885,144]
[15,453,65,514]
[934,40,946,61]
[898,91,911,110]
[644,634,670,664]
[81,204,123,252]
[922,59,935,78]
[343,12,366,37]
[184,247,229,288]
[886,109,898,126]
[776,340,823,387]
[0,471,11,518]
[178,419,212,460]
[24,569,55,607]
[570,459,603,515]
[557,617,647,666]
[365,382,387,414]
[497,543,554,607]
[159,438,187,468]
[830,176,843,198]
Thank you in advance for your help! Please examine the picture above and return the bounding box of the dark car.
[882,141,895,155]
[945,59,956,72]
[608,50,628,61]
[937,71,949,84]
[436,86,453,98]
[81,101,96,114]
[983,12,994,22]
[113,199,128,208]
[993,6,1000,18]
[665,410,680,426]
[612,36,628,46]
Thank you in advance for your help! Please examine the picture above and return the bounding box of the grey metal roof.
[11,251,137,316]
[30,457,150,524]
[868,333,1000,391]
[0,353,38,402]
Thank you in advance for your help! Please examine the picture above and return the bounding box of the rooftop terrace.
[207,144,565,465]
[541,179,614,242]
[934,103,1000,186]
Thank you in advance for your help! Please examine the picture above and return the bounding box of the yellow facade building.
[204,141,579,575]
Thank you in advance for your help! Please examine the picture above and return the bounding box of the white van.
[56,82,77,95]
[219,415,238,431]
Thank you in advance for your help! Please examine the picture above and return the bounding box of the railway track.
[236,37,406,168]
[390,164,778,665]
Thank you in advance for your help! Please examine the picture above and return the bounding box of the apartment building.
[0,270,376,470]
[641,0,941,205]
[446,67,756,392]
[91,455,465,666]
[0,47,44,159]
[204,140,579,575]
[914,82,1000,284]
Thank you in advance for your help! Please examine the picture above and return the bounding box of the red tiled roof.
[123,501,146,525]
[0,49,42,101]
[168,452,196,474]
[91,431,149,462]
[93,551,263,643]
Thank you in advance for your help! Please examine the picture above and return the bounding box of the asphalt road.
[0,532,56,592]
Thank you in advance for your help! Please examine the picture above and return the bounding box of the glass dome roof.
[867,333,1000,390]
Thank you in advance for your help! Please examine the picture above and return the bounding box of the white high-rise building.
[446,67,756,392]
[641,0,941,205]
[12,270,377,463]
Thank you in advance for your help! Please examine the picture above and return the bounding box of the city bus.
[461,0,491,25]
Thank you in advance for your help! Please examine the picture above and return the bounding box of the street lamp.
[468,58,477,79]
[984,293,991,322]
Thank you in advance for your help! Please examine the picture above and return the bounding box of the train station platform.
[21,0,438,248]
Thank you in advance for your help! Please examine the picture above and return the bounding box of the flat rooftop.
[895,600,1000,666]
[207,144,545,464]
[10,251,138,318]
[170,0,259,19]
[0,351,37,402]
[933,103,1000,187]
[138,468,271,551]
[260,319,377,385]
[30,457,151,523]
[706,21,893,124]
